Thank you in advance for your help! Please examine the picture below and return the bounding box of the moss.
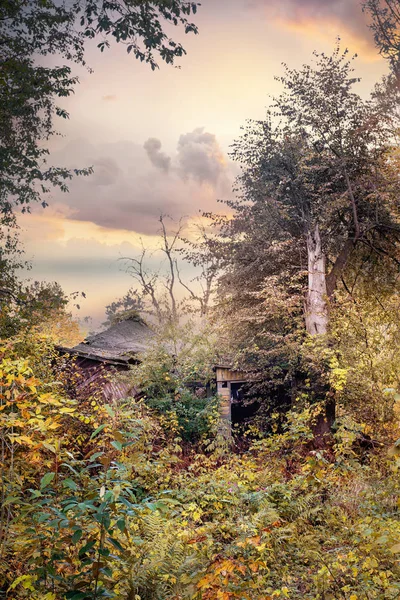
[110,309,147,326]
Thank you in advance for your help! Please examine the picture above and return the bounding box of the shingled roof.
[60,316,154,365]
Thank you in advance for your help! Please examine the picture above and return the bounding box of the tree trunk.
[304,225,328,336]
[304,224,335,446]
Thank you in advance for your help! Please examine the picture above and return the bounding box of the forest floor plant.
[1,330,400,599]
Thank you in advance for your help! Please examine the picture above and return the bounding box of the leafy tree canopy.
[212,47,400,429]
[364,0,400,78]
[0,0,200,224]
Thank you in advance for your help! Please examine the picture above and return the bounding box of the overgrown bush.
[2,322,400,599]
[145,389,219,442]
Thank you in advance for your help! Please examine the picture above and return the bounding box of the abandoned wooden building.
[58,315,154,401]
[60,316,255,429]
[215,364,257,427]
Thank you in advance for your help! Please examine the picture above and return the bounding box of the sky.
[20,0,390,328]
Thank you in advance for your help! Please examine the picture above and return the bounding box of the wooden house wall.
[103,379,137,402]
[67,357,136,402]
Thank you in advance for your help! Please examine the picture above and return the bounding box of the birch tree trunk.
[304,225,329,336]
[304,224,335,445]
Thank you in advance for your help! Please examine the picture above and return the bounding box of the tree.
[104,289,146,326]
[364,0,400,79]
[0,0,200,224]
[216,47,400,434]
[118,215,220,324]
[177,219,223,318]
[0,0,200,312]
[0,278,84,340]
[329,272,400,430]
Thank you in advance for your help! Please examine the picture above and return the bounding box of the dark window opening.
[221,381,228,388]
[231,382,260,427]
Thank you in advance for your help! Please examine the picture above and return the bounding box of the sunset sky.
[21,0,390,328]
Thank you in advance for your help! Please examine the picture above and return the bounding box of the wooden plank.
[216,368,248,383]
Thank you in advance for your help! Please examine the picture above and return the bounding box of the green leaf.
[65,592,87,600]
[111,440,123,451]
[107,536,124,551]
[3,496,22,506]
[116,518,126,533]
[105,405,115,418]
[89,451,104,462]
[62,478,78,491]
[90,424,106,440]
[78,540,96,557]
[40,472,55,490]
[71,529,83,544]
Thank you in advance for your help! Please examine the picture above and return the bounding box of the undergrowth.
[1,337,399,599]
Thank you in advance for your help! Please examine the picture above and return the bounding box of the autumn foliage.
[0,324,399,599]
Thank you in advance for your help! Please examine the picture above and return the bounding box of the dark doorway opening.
[230,382,260,427]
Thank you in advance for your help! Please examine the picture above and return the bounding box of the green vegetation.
[1,0,400,598]
[0,0,199,222]
[0,332,399,598]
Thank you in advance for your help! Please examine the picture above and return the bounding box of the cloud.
[248,0,373,48]
[177,127,227,184]
[21,133,236,324]
[144,137,171,173]
[91,157,121,186]
[45,134,234,236]
[19,210,66,243]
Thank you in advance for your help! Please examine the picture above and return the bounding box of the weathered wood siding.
[65,357,137,403]
[103,380,137,402]
[216,367,248,432]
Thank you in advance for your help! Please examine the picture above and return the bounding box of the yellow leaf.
[59,407,75,414]
[15,435,35,446]
[42,442,57,453]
